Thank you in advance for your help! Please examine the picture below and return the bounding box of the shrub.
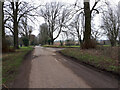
[81,39,97,49]
[22,37,29,46]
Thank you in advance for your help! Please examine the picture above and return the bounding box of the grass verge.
[60,48,120,75]
[43,45,80,48]
[2,46,33,84]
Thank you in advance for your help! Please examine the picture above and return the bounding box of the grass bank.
[2,46,33,84]
[43,45,80,48]
[60,47,120,75]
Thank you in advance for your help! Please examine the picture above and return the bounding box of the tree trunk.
[14,22,19,49]
[13,2,19,49]
[2,2,9,53]
[82,1,96,49]
[84,1,91,42]
[76,27,82,46]
[110,39,116,47]
[118,37,120,46]
[51,35,54,45]
[51,39,54,45]
[79,36,82,46]
[78,34,82,46]
[51,24,54,45]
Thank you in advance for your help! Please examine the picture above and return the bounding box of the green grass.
[60,48,119,74]
[102,45,111,47]
[43,45,80,48]
[2,46,33,84]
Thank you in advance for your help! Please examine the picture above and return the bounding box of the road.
[12,46,119,88]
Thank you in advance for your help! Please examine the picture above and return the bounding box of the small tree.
[22,37,29,46]
[39,23,49,45]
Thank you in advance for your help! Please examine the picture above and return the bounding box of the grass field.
[2,46,33,84]
[60,46,119,74]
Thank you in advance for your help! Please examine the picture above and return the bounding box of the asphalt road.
[12,46,119,88]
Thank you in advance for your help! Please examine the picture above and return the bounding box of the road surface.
[12,46,119,88]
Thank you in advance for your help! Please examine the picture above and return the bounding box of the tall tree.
[101,2,120,46]
[82,0,100,49]
[40,2,64,44]
[0,1,2,53]
[2,2,9,52]
[11,1,19,49]
[40,2,73,45]
[4,0,39,49]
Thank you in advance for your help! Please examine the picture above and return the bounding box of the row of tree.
[1,0,120,53]
[38,0,120,48]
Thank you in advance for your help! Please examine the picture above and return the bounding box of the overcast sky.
[27,0,120,41]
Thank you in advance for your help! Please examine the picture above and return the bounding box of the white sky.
[28,0,120,41]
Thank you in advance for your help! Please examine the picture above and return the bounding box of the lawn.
[60,46,120,74]
[2,46,33,84]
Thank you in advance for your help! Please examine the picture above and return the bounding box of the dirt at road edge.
[9,50,34,88]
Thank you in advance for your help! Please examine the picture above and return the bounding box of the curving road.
[29,46,90,88]
[12,46,119,88]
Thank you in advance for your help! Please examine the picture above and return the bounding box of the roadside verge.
[59,48,120,77]
[2,46,34,87]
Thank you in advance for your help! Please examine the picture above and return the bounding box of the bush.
[22,37,29,46]
[81,39,97,49]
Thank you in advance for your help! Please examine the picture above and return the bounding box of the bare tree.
[82,0,100,49]
[72,0,101,48]
[39,2,74,45]
[101,2,120,46]
[4,0,39,49]
[19,15,29,38]
[91,28,102,40]
[69,13,84,45]
[2,2,10,52]
[39,2,64,44]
